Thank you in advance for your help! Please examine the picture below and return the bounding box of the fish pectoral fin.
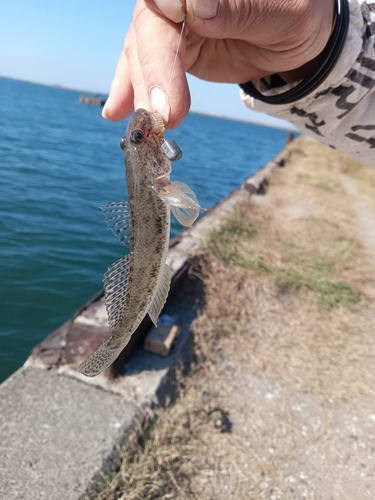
[78,336,125,377]
[170,205,199,228]
[99,201,132,246]
[156,180,206,227]
[104,254,131,331]
[148,264,171,326]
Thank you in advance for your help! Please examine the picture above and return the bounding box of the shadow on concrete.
[123,273,205,377]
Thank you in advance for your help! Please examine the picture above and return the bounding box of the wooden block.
[144,324,181,356]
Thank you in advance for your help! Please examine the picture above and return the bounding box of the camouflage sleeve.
[241,0,375,165]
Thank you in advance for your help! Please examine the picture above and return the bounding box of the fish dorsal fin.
[156,180,206,227]
[103,254,131,330]
[99,201,132,246]
[148,264,171,326]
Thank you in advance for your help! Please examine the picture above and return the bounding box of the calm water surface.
[0,77,288,381]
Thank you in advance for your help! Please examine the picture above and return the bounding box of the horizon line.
[0,75,296,132]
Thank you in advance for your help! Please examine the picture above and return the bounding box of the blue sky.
[0,0,293,129]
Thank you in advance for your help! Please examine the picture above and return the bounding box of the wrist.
[239,0,350,106]
[279,0,337,83]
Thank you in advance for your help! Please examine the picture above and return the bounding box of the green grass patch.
[273,268,357,308]
[340,158,366,176]
[276,238,334,272]
[332,238,358,261]
[297,173,339,192]
[301,217,341,230]
[207,210,258,265]
[207,212,357,309]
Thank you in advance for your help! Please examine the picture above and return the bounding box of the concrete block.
[144,324,181,356]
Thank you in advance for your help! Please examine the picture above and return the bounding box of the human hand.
[103,0,335,128]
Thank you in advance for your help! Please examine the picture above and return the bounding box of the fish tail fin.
[78,336,123,377]
[155,180,206,227]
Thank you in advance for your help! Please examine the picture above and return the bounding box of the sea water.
[0,77,289,381]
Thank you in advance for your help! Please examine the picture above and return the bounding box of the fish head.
[121,109,171,179]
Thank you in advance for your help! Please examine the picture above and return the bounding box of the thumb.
[186,0,261,40]
[147,0,248,37]
[188,0,220,20]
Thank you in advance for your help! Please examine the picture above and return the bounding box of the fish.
[79,109,204,377]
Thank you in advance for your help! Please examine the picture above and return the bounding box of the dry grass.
[84,370,255,500]
[207,162,369,310]
[207,206,360,309]
[339,150,375,213]
[85,137,375,500]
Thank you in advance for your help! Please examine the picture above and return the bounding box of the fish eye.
[130,129,144,144]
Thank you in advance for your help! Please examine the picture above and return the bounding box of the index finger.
[133,0,190,127]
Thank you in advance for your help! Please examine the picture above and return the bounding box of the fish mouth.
[150,111,165,138]
[127,108,165,142]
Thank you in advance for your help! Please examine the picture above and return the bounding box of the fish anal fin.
[148,264,171,326]
[99,201,132,246]
[104,254,131,331]
[78,336,125,377]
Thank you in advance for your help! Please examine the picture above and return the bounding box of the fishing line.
[161,20,185,162]
[167,20,185,100]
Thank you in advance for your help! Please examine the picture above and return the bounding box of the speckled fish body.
[79,109,204,377]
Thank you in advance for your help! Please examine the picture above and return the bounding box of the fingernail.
[102,96,111,119]
[153,0,184,23]
[192,0,219,19]
[150,87,170,124]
